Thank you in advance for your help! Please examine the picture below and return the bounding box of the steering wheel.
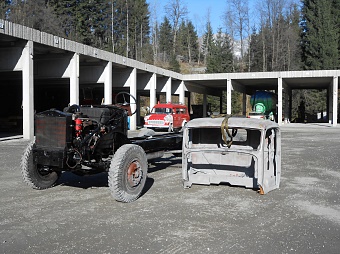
[66,104,81,113]
[114,92,137,115]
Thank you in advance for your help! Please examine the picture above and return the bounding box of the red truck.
[144,103,190,132]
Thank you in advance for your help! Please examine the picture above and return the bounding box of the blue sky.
[147,0,257,36]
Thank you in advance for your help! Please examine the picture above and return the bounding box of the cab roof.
[153,103,187,108]
[186,117,279,130]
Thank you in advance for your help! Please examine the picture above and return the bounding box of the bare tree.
[192,13,205,65]
[224,0,249,72]
[149,0,160,63]
[126,0,129,57]
[258,0,288,71]
[165,0,188,54]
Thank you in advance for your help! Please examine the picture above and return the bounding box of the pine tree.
[205,28,235,114]
[49,0,78,39]
[5,0,60,35]
[201,20,214,65]
[248,28,263,72]
[206,28,233,74]
[176,20,199,63]
[0,0,10,20]
[185,21,199,63]
[169,54,180,72]
[301,0,339,69]
[128,0,150,61]
[334,0,340,59]
[158,17,173,62]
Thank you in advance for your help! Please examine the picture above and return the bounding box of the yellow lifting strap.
[220,114,233,148]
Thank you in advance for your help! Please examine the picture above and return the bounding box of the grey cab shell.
[182,117,281,194]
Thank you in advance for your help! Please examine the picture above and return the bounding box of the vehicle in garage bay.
[144,103,190,132]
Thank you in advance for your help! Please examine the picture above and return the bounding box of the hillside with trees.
[1,0,339,120]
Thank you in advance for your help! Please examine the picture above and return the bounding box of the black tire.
[108,144,148,202]
[21,139,60,189]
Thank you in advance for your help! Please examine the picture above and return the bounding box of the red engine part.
[75,118,83,136]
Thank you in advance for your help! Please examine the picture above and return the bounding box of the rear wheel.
[21,139,60,189]
[108,144,148,202]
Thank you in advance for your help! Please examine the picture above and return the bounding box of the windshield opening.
[151,107,172,114]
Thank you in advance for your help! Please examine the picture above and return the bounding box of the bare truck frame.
[21,92,182,203]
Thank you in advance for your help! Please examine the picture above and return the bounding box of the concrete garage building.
[0,20,339,140]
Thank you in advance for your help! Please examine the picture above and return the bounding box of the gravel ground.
[0,123,340,254]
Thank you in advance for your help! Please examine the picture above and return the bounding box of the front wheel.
[21,139,60,189]
[108,144,148,203]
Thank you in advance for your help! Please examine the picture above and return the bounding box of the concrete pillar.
[331,76,338,126]
[22,41,34,140]
[179,81,185,104]
[166,77,171,103]
[203,93,207,117]
[227,79,232,115]
[278,77,283,125]
[220,95,223,114]
[149,73,157,110]
[289,89,292,121]
[70,53,79,105]
[128,68,137,130]
[283,82,291,123]
[188,92,191,113]
[243,92,247,116]
[104,62,112,105]
[284,92,289,123]
[327,88,330,123]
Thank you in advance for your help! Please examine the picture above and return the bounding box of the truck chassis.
[21,93,182,203]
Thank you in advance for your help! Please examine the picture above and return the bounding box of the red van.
[144,103,190,132]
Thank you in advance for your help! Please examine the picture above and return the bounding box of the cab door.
[172,107,181,128]
[262,128,281,193]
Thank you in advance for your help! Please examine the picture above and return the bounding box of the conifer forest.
[1,0,339,120]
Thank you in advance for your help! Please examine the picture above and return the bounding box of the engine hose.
[81,125,100,146]
[220,114,233,148]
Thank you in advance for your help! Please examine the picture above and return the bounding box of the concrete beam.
[110,68,137,88]
[0,45,26,71]
[34,53,74,79]
[231,80,246,93]
[80,65,105,84]
[136,73,153,90]
[157,77,168,94]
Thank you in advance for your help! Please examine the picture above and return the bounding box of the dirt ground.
[0,123,339,254]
